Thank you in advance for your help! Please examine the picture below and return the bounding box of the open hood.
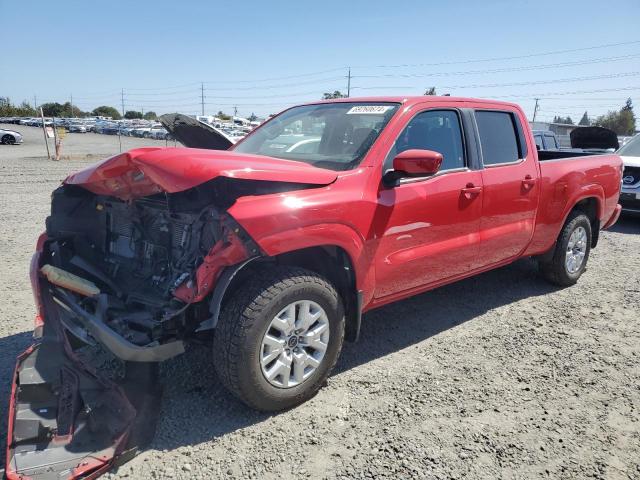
[64,147,338,200]
[159,113,234,150]
[570,126,619,151]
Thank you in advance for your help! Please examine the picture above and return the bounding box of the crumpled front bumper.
[5,291,162,480]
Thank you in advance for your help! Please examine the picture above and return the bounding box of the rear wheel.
[213,266,344,411]
[1,134,15,145]
[540,211,592,286]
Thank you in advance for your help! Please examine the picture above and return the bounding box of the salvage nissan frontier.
[6,96,622,479]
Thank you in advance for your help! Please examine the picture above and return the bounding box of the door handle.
[522,175,536,189]
[461,183,482,199]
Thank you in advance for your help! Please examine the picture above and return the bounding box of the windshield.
[618,134,640,157]
[232,102,400,170]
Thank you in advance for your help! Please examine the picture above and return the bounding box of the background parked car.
[532,130,561,150]
[145,125,169,139]
[0,127,23,144]
[68,122,87,133]
[618,133,640,214]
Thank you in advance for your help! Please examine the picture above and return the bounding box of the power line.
[123,89,201,97]
[56,40,640,97]
[122,95,207,104]
[203,76,347,91]
[351,53,640,79]
[351,73,640,93]
[350,39,640,69]
[437,71,640,89]
[197,88,345,100]
[201,67,347,85]
[487,85,639,99]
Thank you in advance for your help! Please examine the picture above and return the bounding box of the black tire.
[539,211,592,287]
[213,266,345,411]
[1,134,15,145]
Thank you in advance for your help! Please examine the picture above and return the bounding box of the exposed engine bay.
[5,144,338,480]
[42,184,225,357]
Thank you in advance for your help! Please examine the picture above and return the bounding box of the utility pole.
[201,82,205,116]
[532,98,540,122]
[40,107,51,160]
[347,67,351,98]
[121,88,125,117]
[234,106,238,118]
[70,93,73,117]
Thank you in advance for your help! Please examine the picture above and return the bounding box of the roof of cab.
[302,95,522,110]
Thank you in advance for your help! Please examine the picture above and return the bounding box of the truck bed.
[524,152,622,256]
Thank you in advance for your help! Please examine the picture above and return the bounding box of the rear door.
[475,109,539,265]
[374,108,483,298]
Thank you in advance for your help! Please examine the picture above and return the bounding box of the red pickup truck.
[6,97,622,479]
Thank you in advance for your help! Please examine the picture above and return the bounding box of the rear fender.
[538,186,604,260]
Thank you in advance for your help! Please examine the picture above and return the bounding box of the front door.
[374,109,483,299]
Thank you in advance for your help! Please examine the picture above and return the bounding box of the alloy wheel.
[565,226,587,274]
[260,300,330,388]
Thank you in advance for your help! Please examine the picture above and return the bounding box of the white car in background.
[618,133,640,214]
[0,127,23,144]
[132,126,152,137]
[145,125,169,140]
[68,122,87,133]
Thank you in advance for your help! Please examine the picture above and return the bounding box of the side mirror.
[384,149,443,186]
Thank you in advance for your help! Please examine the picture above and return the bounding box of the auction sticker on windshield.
[346,105,394,114]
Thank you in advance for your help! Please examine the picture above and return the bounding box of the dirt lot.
[1,124,639,479]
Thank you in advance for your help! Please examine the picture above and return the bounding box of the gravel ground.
[1,125,639,479]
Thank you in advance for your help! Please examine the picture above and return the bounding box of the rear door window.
[475,111,521,166]
[544,135,558,149]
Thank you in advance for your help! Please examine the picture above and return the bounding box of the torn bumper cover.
[5,291,161,480]
[6,147,337,479]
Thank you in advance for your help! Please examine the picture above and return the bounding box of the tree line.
[547,99,635,135]
[0,97,157,121]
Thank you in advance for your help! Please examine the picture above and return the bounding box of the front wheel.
[539,211,592,286]
[1,134,15,145]
[213,266,344,411]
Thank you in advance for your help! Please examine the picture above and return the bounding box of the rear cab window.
[475,110,527,166]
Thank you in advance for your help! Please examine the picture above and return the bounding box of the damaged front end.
[6,147,335,479]
[6,189,252,479]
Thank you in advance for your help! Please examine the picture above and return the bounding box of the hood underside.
[570,126,619,150]
[159,113,235,150]
[64,147,338,200]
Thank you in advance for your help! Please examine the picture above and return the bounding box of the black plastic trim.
[460,108,483,170]
[345,290,363,343]
[53,290,185,362]
[198,257,260,332]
